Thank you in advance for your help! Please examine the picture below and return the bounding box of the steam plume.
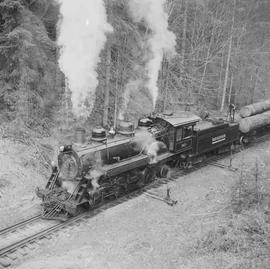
[128,0,176,109]
[134,131,167,164]
[119,80,142,120]
[58,0,113,118]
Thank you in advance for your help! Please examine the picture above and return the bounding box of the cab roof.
[156,111,201,127]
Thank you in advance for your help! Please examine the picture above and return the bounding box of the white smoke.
[62,181,77,194]
[128,0,176,109]
[133,130,167,164]
[58,0,113,118]
[89,169,103,191]
[119,79,142,120]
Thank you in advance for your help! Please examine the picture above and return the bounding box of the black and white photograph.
[0,0,270,268]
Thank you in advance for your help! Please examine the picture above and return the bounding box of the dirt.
[0,138,56,229]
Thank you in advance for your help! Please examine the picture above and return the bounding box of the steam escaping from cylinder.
[62,181,77,194]
[57,0,113,118]
[89,169,103,191]
[128,0,176,109]
[133,131,167,164]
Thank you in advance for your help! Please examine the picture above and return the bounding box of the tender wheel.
[240,136,249,146]
[184,161,192,169]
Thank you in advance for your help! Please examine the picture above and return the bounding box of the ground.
[0,136,58,229]
[1,138,270,268]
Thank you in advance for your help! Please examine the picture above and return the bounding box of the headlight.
[59,146,65,152]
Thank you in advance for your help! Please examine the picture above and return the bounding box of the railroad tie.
[6,252,17,261]
[17,246,28,256]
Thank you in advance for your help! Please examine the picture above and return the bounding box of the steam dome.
[91,127,107,142]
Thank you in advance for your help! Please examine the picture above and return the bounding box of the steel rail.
[0,215,41,236]
[0,213,87,257]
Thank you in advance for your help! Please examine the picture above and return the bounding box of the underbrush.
[195,160,270,268]
[0,119,51,142]
[0,120,56,177]
[196,210,270,254]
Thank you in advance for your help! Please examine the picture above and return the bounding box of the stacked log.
[240,100,270,118]
[239,111,270,133]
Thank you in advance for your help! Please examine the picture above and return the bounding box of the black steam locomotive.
[36,105,270,220]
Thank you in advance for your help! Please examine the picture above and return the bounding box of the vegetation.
[1,0,270,130]
[195,159,270,268]
[0,0,63,134]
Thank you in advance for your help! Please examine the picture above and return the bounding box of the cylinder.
[74,128,86,144]
[240,100,270,118]
[239,111,270,133]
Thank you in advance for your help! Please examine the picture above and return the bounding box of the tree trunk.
[228,72,233,105]
[217,48,224,107]
[163,57,170,111]
[114,50,120,129]
[181,0,187,66]
[103,42,111,128]
[198,24,215,95]
[220,35,232,112]
[220,0,236,112]
[250,67,259,103]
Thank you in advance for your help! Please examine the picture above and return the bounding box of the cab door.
[167,126,175,152]
[175,125,194,152]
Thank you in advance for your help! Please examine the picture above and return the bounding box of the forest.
[1,0,270,134]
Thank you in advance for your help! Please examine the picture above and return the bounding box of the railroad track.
[1,133,269,268]
[0,215,59,267]
[0,215,41,236]
[0,176,175,268]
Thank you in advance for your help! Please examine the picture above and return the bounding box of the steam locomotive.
[36,104,270,220]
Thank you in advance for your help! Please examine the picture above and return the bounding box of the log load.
[239,111,270,133]
[240,100,270,118]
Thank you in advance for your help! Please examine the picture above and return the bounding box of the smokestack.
[117,120,135,136]
[128,0,176,109]
[57,0,113,118]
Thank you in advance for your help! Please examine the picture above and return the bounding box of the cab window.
[176,128,182,141]
[183,126,193,138]
[168,127,175,151]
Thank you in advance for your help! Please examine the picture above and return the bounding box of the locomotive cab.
[151,112,200,153]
